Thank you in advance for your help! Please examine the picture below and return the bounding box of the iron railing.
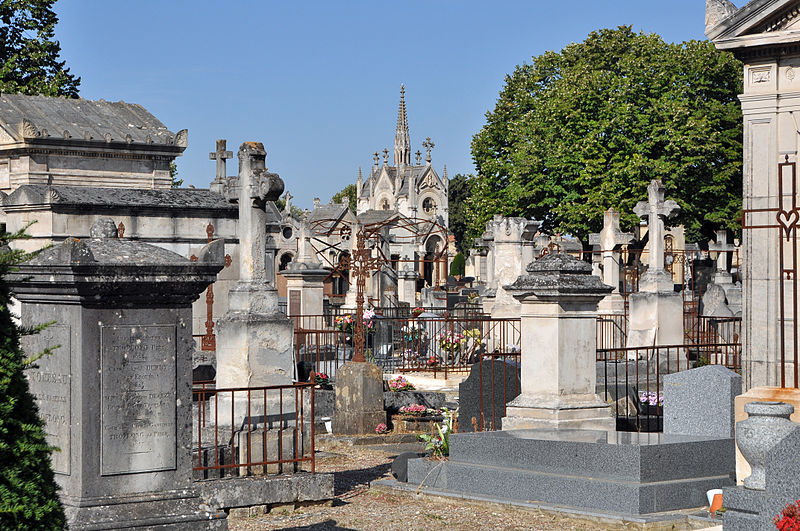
[193,382,315,478]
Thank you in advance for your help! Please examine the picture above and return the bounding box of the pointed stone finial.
[373,151,380,168]
[443,164,448,180]
[415,150,422,165]
[705,0,737,34]
[394,84,411,167]
[383,148,389,165]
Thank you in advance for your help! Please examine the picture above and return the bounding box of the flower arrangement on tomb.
[411,307,425,318]
[418,407,455,457]
[375,423,390,434]
[639,391,664,415]
[426,355,440,367]
[774,500,800,531]
[438,331,464,353]
[398,404,437,417]
[313,372,332,390]
[401,322,427,342]
[388,375,415,392]
[334,309,375,344]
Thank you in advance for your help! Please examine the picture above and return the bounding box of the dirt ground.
[227,438,629,531]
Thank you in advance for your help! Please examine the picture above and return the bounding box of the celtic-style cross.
[422,137,435,163]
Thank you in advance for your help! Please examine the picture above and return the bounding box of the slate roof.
[3,185,235,211]
[359,165,433,198]
[0,93,179,145]
[308,202,352,223]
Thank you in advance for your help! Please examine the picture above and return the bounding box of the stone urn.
[736,401,796,490]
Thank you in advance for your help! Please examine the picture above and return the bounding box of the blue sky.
[54,1,708,210]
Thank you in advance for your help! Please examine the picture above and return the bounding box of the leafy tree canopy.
[169,162,183,188]
[470,26,743,244]
[0,0,80,97]
[447,173,475,253]
[331,183,357,213]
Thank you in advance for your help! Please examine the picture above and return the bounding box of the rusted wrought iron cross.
[349,224,384,363]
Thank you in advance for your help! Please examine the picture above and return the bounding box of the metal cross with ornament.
[190,223,232,351]
[348,223,386,362]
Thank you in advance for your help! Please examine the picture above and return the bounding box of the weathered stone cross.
[589,208,633,293]
[209,139,233,181]
[633,180,680,291]
[709,229,736,283]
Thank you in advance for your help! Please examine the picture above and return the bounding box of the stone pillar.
[588,208,633,313]
[502,252,614,431]
[482,215,539,318]
[397,259,418,306]
[216,142,294,389]
[626,180,684,351]
[280,219,328,316]
[9,218,225,529]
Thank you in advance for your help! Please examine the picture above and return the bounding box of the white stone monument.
[502,253,614,430]
[626,180,684,355]
[482,215,539,318]
[280,218,328,317]
[589,208,633,313]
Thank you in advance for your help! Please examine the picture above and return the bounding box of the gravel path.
[228,438,620,531]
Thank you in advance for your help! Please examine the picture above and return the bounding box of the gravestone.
[10,218,225,529]
[627,180,684,355]
[589,208,633,313]
[332,362,385,434]
[458,359,521,432]
[663,365,741,439]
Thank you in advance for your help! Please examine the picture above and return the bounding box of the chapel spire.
[394,84,411,168]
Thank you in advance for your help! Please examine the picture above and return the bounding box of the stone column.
[588,208,633,313]
[215,142,295,389]
[9,218,225,529]
[502,252,614,431]
[626,180,684,351]
[397,258,418,306]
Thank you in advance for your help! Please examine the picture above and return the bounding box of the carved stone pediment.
[707,0,800,50]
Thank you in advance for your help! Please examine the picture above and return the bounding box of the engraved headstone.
[9,217,224,529]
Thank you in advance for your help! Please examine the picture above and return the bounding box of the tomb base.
[332,362,386,435]
[502,394,614,431]
[405,429,735,515]
[626,289,684,350]
[63,489,226,530]
[597,293,626,313]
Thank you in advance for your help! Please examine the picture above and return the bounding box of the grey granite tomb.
[458,359,521,432]
[663,364,741,439]
[9,218,226,529]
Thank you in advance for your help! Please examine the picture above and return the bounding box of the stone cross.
[382,148,389,165]
[589,208,633,293]
[709,229,736,282]
[209,139,233,181]
[633,180,680,276]
[284,191,293,214]
[415,150,422,165]
[373,151,380,167]
[232,142,284,284]
[422,137,435,163]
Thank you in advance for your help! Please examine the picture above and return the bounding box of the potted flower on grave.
[401,321,428,359]
[639,391,664,416]
[313,372,332,390]
[388,375,415,392]
[411,307,425,318]
[394,404,444,434]
[334,309,376,347]
[774,499,800,530]
[418,408,455,458]
[398,404,436,417]
[438,330,464,363]
[375,423,390,435]
[426,355,440,368]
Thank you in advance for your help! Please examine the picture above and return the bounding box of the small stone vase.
[736,401,796,490]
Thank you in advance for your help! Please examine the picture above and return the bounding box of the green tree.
[470,26,743,244]
[331,183,357,213]
[447,173,474,253]
[169,162,183,188]
[0,229,66,530]
[0,0,80,97]
[449,252,465,277]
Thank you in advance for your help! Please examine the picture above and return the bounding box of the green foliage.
[418,408,454,457]
[275,195,305,218]
[331,183,357,213]
[449,252,465,278]
[0,228,66,530]
[169,162,183,188]
[447,174,475,253]
[0,0,80,97]
[470,26,743,244]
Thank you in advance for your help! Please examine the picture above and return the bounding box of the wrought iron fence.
[192,382,315,479]
[466,352,522,433]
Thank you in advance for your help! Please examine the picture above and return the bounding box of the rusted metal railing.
[192,382,315,478]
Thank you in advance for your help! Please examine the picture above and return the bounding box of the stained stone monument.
[481,215,539,318]
[707,229,742,316]
[10,218,225,529]
[626,180,684,353]
[589,208,633,313]
[502,252,614,430]
[215,142,294,389]
[280,219,328,316]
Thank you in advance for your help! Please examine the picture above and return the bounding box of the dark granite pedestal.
[406,428,735,515]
